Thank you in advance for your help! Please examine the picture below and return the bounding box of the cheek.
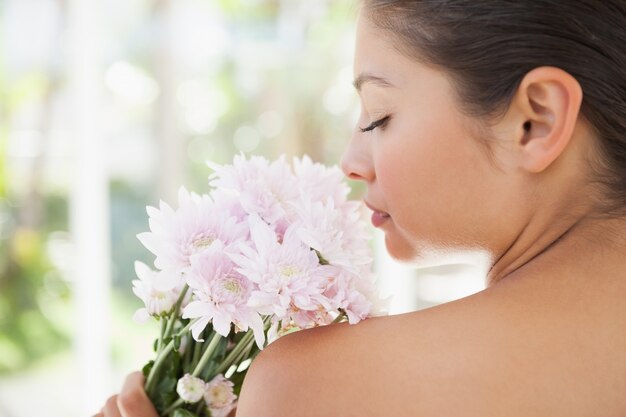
[375,116,494,246]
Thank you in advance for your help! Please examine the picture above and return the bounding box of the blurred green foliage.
[0,226,71,373]
[0,0,361,377]
[0,33,71,373]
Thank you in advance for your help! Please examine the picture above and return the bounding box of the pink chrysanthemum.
[137,187,248,276]
[293,155,350,204]
[294,197,372,273]
[182,243,265,349]
[204,374,237,417]
[208,155,299,235]
[230,214,334,327]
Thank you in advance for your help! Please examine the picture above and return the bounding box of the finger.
[120,371,145,393]
[117,371,159,417]
[102,395,122,417]
[92,413,104,417]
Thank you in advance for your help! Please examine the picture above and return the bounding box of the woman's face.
[342,14,525,265]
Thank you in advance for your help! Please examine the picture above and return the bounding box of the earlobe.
[514,67,583,173]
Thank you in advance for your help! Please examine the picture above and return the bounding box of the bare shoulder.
[236,285,626,417]
[236,293,496,417]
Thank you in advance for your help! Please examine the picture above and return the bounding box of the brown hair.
[363,0,626,215]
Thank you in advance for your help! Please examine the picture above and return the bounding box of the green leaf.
[174,335,181,350]
[148,349,184,414]
[142,360,154,378]
[173,409,199,417]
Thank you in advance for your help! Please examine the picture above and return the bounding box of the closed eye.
[360,115,390,133]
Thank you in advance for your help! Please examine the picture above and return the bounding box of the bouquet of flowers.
[132,154,385,417]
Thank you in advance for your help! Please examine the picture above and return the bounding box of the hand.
[93,371,159,417]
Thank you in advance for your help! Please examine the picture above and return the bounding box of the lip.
[364,200,391,227]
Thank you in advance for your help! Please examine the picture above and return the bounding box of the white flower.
[137,187,248,276]
[176,374,206,403]
[131,261,180,322]
[204,374,237,417]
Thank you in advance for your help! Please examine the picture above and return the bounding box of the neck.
[486,207,626,287]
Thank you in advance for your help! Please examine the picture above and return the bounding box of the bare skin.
[94,372,159,417]
[235,12,626,417]
[101,10,626,417]
[237,217,626,416]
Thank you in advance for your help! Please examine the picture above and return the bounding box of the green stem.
[215,316,272,375]
[161,284,189,350]
[162,332,216,417]
[215,331,254,375]
[231,337,255,370]
[182,333,192,370]
[192,331,222,377]
[163,398,184,416]
[194,400,205,416]
[191,335,202,370]
[157,317,167,352]
[145,318,198,395]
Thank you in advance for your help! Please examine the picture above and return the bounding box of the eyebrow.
[352,73,394,92]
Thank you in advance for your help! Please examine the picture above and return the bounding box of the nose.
[340,129,375,183]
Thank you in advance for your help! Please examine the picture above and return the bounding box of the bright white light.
[107,133,158,185]
[2,0,59,72]
[170,2,231,69]
[7,130,43,158]
[105,61,159,105]
[337,65,354,88]
[323,84,355,115]
[177,80,228,134]
[176,80,229,114]
[183,107,219,135]
[233,126,261,153]
[256,111,284,138]
[186,137,215,164]
[46,231,75,273]
[374,228,418,314]
[417,265,486,304]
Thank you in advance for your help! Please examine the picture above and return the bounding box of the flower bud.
[176,374,206,403]
[204,374,237,415]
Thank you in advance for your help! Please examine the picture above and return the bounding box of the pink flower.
[323,266,376,324]
[208,155,299,234]
[294,197,372,273]
[293,155,350,204]
[204,374,237,417]
[230,214,334,326]
[182,243,265,349]
[137,187,248,276]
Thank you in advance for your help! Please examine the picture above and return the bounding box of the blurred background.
[0,0,486,416]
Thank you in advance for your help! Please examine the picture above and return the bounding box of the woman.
[97,1,626,415]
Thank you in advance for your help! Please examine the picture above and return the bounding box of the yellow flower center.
[192,235,215,249]
[223,279,241,294]
[280,265,299,278]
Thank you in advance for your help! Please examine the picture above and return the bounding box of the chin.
[385,232,492,270]
[384,233,419,263]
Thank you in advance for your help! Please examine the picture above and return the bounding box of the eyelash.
[360,115,390,133]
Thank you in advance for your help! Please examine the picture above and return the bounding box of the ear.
[502,66,583,173]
